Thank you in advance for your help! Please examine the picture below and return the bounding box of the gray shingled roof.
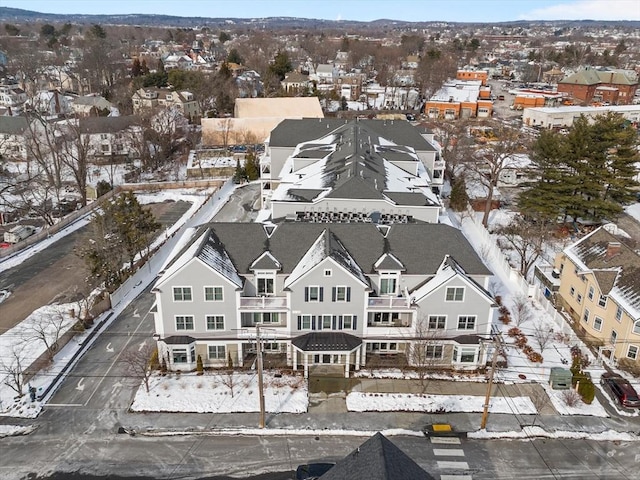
[319,432,435,480]
[78,115,139,134]
[292,332,362,351]
[0,116,29,134]
[204,222,491,277]
[270,118,435,152]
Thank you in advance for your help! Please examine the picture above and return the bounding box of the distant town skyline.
[1,0,639,22]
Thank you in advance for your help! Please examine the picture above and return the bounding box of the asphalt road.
[1,184,638,479]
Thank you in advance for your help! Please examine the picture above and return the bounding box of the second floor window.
[204,286,223,301]
[305,286,323,302]
[173,287,192,301]
[615,305,623,322]
[333,286,351,302]
[176,315,194,330]
[457,315,476,330]
[206,315,224,330]
[428,315,446,329]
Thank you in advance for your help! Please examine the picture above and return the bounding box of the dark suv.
[601,373,640,408]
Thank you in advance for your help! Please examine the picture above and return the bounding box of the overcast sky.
[1,0,639,22]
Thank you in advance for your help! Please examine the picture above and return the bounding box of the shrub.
[514,335,528,349]
[521,344,534,355]
[499,305,510,316]
[499,314,511,325]
[527,351,543,363]
[196,355,204,376]
[618,358,640,377]
[494,295,502,306]
[562,389,582,407]
[573,373,595,404]
[507,327,522,338]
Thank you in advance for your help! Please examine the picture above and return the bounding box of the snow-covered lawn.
[544,385,608,417]
[347,392,537,414]
[130,371,308,414]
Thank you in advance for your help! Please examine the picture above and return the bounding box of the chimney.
[606,242,621,259]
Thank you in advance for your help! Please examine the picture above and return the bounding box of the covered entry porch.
[291,332,362,378]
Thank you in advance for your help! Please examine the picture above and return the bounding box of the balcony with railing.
[239,296,288,310]
[367,296,413,309]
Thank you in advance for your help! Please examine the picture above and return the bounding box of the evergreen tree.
[519,113,639,223]
[449,177,469,212]
[269,50,293,81]
[131,58,142,77]
[227,48,243,65]
[244,151,259,181]
[233,159,244,184]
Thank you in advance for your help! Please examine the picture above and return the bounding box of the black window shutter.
[338,315,343,330]
[311,315,316,330]
[332,287,336,302]
[304,287,309,302]
[319,287,324,302]
[317,316,323,330]
[332,315,337,330]
[353,315,357,330]
[297,315,302,330]
[346,287,351,301]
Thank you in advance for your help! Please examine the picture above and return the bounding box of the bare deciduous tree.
[0,344,28,396]
[494,217,552,279]
[405,316,445,392]
[533,323,554,353]
[217,370,238,397]
[511,294,532,327]
[121,343,158,393]
[29,308,70,361]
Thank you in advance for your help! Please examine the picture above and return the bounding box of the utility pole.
[480,333,502,430]
[256,323,266,429]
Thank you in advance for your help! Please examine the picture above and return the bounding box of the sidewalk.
[121,378,640,439]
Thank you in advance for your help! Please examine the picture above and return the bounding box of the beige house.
[132,87,199,120]
[201,97,323,147]
[554,226,640,367]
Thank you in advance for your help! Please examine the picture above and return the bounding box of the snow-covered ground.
[0,185,636,432]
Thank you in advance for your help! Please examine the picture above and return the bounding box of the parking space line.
[433,448,465,457]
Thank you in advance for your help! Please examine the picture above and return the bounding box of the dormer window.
[256,271,275,296]
[379,272,399,296]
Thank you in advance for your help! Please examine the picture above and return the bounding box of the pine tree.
[131,58,142,77]
[244,151,259,181]
[449,177,469,211]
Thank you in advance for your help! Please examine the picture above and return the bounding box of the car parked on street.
[601,373,640,408]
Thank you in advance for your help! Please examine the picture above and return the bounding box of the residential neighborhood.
[0,2,640,480]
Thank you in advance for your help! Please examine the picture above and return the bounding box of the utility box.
[549,367,572,390]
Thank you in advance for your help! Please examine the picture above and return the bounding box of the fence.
[108,178,235,308]
[459,208,576,342]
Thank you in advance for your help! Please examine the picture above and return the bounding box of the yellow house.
[554,227,640,368]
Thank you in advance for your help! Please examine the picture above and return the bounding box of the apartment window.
[615,306,623,322]
[380,273,398,295]
[582,309,590,324]
[100,133,108,140]
[633,320,640,335]
[610,330,618,344]
[425,345,443,359]
[101,144,110,152]
[627,345,638,360]
[204,286,223,301]
[457,315,476,330]
[173,287,192,301]
[373,312,400,324]
[598,295,607,308]
[342,315,353,329]
[208,345,226,360]
[206,315,224,330]
[322,315,332,329]
[588,286,594,300]
[593,316,603,331]
[257,276,275,295]
[176,315,194,330]
[428,315,446,329]
[301,315,312,329]
[324,269,332,277]
[446,287,464,302]
[569,286,575,297]
[333,286,350,302]
[172,348,188,363]
[577,293,583,304]
[305,286,323,302]
[366,342,398,352]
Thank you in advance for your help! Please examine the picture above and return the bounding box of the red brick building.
[558,68,638,105]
